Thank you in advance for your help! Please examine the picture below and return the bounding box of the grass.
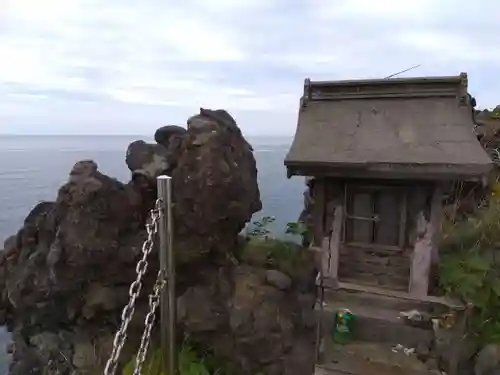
[237,215,312,276]
[241,236,307,275]
[122,336,232,375]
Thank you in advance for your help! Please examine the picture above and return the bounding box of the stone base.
[315,281,443,375]
[318,287,435,350]
[314,342,437,375]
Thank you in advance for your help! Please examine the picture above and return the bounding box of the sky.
[0,0,499,136]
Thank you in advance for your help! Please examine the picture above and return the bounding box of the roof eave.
[308,74,466,89]
[285,160,493,181]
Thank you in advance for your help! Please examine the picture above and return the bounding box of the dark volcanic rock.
[125,140,170,179]
[0,109,316,375]
[0,160,149,373]
[177,264,316,375]
[154,125,187,148]
[173,108,261,264]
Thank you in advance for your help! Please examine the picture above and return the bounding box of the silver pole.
[157,175,177,374]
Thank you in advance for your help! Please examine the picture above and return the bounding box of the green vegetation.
[122,336,232,375]
[241,216,312,275]
[439,182,500,343]
[246,215,277,238]
[246,215,311,242]
[285,220,311,243]
[492,105,500,118]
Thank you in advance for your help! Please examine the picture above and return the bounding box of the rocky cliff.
[0,109,317,375]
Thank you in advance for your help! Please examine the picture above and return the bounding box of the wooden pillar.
[326,205,343,280]
[430,185,444,265]
[312,178,326,247]
[318,181,344,281]
[409,186,443,297]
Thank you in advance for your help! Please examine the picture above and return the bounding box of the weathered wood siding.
[316,178,434,292]
[338,245,411,290]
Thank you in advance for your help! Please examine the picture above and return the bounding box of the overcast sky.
[0,0,499,136]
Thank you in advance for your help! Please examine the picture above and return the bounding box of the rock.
[283,339,316,375]
[171,108,261,264]
[189,108,252,151]
[72,337,95,370]
[81,283,129,318]
[241,240,269,266]
[187,113,218,131]
[475,344,500,375]
[220,265,314,374]
[0,109,317,375]
[125,140,170,180]
[200,108,238,130]
[434,324,479,371]
[416,341,431,361]
[265,269,292,290]
[69,159,98,183]
[9,349,42,375]
[298,293,317,329]
[425,357,439,371]
[29,332,60,361]
[154,125,187,148]
[177,284,226,332]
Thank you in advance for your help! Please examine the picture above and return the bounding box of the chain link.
[103,199,162,375]
[132,269,167,375]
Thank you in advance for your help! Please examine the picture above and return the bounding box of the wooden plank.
[313,178,326,247]
[328,205,343,280]
[398,190,408,248]
[430,185,444,265]
[337,260,409,278]
[325,182,342,241]
[321,235,331,276]
[409,186,442,297]
[315,364,354,375]
[341,242,403,254]
[338,274,409,292]
[319,278,465,310]
[339,247,410,269]
[349,192,373,243]
[375,191,400,246]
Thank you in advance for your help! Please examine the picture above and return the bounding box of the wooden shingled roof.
[285,73,493,180]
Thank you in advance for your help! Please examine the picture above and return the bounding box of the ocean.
[0,134,305,373]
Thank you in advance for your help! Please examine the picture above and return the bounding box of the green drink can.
[332,308,355,344]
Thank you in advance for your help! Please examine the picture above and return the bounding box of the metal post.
[157,175,177,375]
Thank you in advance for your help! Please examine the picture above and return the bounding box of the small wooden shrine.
[285,73,493,297]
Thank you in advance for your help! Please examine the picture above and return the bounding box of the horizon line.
[0,133,295,137]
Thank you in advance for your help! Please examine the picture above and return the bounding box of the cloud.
[0,0,499,135]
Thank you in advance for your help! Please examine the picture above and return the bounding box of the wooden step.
[317,297,434,350]
[324,287,433,313]
[317,277,465,311]
[315,341,436,375]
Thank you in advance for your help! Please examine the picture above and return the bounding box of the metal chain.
[132,269,167,375]
[103,199,162,375]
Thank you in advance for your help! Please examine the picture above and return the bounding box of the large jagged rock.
[177,260,317,375]
[126,140,171,179]
[0,160,153,374]
[154,125,187,149]
[171,108,261,264]
[0,109,316,375]
[126,125,187,181]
